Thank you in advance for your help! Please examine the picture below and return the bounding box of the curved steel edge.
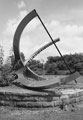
[24,38,60,66]
[23,39,60,81]
[13,9,47,81]
[13,9,60,81]
[13,9,61,88]
[13,9,37,64]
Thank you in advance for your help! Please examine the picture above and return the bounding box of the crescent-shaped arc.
[23,38,60,80]
[24,38,60,66]
[13,9,61,89]
[13,9,37,63]
[13,9,45,80]
[13,9,59,81]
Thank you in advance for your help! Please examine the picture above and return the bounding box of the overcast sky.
[0,0,83,61]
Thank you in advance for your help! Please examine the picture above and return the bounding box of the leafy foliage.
[29,53,83,75]
[29,60,43,75]
[1,43,83,87]
[0,45,4,69]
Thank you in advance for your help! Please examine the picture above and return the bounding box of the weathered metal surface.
[13,9,60,85]
[13,9,37,63]
[13,9,80,90]
[24,38,60,66]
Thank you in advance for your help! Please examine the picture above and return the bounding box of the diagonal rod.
[35,10,77,83]
[35,10,71,72]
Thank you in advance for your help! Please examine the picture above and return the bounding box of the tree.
[57,61,67,70]
[7,47,25,71]
[29,59,43,75]
[0,45,4,81]
[45,63,58,75]
[0,45,4,69]
[46,56,60,64]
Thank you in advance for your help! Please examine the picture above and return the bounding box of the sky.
[0,0,83,62]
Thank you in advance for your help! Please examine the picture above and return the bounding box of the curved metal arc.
[24,38,60,66]
[23,66,45,81]
[13,9,48,81]
[13,9,79,90]
[13,9,60,89]
[23,38,60,80]
[13,9,37,64]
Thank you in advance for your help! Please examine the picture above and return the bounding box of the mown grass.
[0,106,83,120]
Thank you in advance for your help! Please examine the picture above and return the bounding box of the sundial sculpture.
[13,9,80,91]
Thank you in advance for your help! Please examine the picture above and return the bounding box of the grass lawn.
[0,106,83,120]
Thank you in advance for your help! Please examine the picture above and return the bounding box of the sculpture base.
[0,85,83,108]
